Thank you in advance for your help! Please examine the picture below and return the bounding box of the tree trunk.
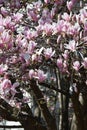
[30,81,57,130]
[71,92,87,130]
[71,93,85,130]
[62,95,69,130]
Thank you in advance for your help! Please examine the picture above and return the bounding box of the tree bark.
[30,80,57,130]
[71,92,87,130]
[71,93,84,130]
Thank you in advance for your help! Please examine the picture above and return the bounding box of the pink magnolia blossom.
[64,40,77,52]
[42,23,53,36]
[3,17,15,31]
[10,0,21,8]
[29,69,35,79]
[56,20,65,33]
[0,26,4,34]
[12,12,23,23]
[27,9,38,22]
[28,41,37,54]
[26,30,38,40]
[3,16,11,27]
[15,0,21,8]
[67,1,74,11]
[44,48,55,60]
[80,8,87,23]
[0,30,13,49]
[44,0,50,4]
[38,8,52,25]
[37,70,47,82]
[57,58,63,71]
[62,12,71,21]
[29,69,47,82]
[73,61,80,71]
[1,79,12,94]
[1,7,8,16]
[1,30,11,43]
[1,79,19,99]
[10,82,19,96]
[36,25,43,34]
[51,7,56,18]
[18,38,28,49]
[62,50,69,60]
[67,0,78,11]
[82,57,87,69]
[67,23,80,36]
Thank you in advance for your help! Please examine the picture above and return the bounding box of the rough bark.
[30,80,57,130]
[71,92,87,130]
[71,93,84,130]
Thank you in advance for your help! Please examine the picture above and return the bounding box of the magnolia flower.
[73,61,80,71]
[28,41,37,54]
[67,1,74,11]
[0,26,4,34]
[27,9,38,22]
[15,0,21,8]
[67,23,80,36]
[57,20,65,33]
[0,30,13,49]
[3,16,11,27]
[44,0,50,4]
[51,7,56,18]
[64,40,76,52]
[12,12,23,23]
[37,70,47,82]
[42,23,53,36]
[62,50,69,60]
[1,30,12,43]
[10,82,19,96]
[26,30,38,40]
[44,48,55,60]
[82,57,87,69]
[18,38,28,49]
[1,7,8,16]
[80,8,87,23]
[62,12,71,21]
[2,79,12,94]
[57,58,63,71]
[10,0,21,8]
[1,79,19,99]
[67,0,78,11]
[29,69,35,79]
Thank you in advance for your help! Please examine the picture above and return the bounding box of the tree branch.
[39,83,71,97]
[30,80,57,130]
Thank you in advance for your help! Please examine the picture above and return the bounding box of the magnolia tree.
[0,0,87,130]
